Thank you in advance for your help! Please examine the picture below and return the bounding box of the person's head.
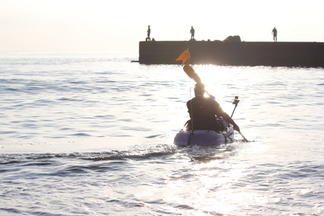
[194,83,205,97]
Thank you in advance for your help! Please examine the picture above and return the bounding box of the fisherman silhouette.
[190,26,195,40]
[186,83,240,132]
[272,27,277,42]
[146,25,151,41]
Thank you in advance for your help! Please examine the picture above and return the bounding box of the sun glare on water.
[192,65,234,97]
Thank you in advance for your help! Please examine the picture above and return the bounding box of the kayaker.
[186,82,240,132]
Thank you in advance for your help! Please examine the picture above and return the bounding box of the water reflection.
[179,144,238,163]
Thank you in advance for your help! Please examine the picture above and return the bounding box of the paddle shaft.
[239,131,249,142]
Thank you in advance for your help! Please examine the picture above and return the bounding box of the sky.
[1,0,324,51]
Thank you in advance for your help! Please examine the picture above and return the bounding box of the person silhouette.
[146,25,151,41]
[190,26,195,40]
[186,83,240,132]
[272,27,277,42]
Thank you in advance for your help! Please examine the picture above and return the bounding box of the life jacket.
[187,97,224,131]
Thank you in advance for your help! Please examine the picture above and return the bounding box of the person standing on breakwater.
[190,26,195,40]
[146,25,151,41]
[272,27,277,42]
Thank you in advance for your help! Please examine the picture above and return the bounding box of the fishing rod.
[231,96,240,118]
[230,96,249,142]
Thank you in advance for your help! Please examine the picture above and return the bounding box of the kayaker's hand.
[209,95,215,100]
[234,124,240,132]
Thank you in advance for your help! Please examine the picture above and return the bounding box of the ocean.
[0,51,323,215]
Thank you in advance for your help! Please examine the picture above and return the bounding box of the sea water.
[0,51,323,215]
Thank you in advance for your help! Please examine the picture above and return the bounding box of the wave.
[0,144,178,163]
[0,143,239,164]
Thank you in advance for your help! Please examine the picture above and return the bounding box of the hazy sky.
[1,0,323,51]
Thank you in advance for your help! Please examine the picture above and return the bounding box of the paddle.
[238,131,249,142]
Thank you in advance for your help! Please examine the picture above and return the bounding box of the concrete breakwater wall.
[139,41,324,67]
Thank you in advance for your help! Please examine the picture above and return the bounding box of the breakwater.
[139,40,324,67]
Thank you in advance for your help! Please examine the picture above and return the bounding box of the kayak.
[174,118,234,147]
